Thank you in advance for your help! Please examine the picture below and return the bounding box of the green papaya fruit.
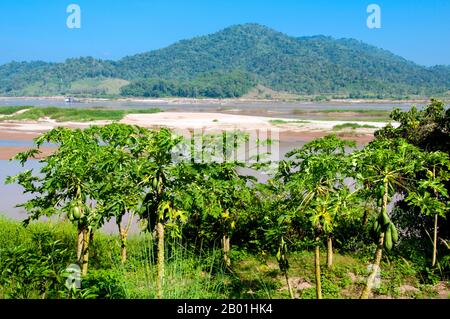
[72,206,81,219]
[390,223,399,243]
[68,210,74,221]
[384,228,393,250]
[375,219,381,234]
[372,220,379,233]
[152,177,158,189]
[381,211,390,227]
[276,249,281,261]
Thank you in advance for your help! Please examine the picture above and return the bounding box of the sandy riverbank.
[0,112,386,159]
[0,111,386,135]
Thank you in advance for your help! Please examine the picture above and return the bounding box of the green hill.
[1,23,449,98]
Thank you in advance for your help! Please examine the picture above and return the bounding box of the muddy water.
[0,98,422,119]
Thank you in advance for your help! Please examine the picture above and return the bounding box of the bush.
[80,269,127,299]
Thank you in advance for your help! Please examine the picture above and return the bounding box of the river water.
[0,98,424,119]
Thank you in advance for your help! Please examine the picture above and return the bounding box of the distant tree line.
[120,71,255,98]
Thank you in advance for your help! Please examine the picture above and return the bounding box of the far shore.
[0,95,438,105]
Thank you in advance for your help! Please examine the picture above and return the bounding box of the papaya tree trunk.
[118,212,134,264]
[326,235,333,269]
[156,222,165,299]
[76,225,84,264]
[432,214,438,267]
[362,207,369,225]
[119,226,127,264]
[284,271,295,299]
[361,185,388,299]
[81,227,91,276]
[360,232,384,299]
[223,233,231,267]
[314,236,322,299]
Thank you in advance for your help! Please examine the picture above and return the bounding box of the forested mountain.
[1,23,449,98]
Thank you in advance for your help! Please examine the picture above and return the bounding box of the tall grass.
[114,234,228,298]
[0,106,33,115]
[3,107,162,122]
[0,217,227,299]
[333,123,378,130]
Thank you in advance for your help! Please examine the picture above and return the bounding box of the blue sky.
[0,0,449,66]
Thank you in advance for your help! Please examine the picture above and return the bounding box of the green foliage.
[1,24,449,97]
[0,220,76,299]
[3,100,450,299]
[280,135,357,235]
[121,70,255,98]
[0,106,33,115]
[375,99,450,270]
[3,107,161,122]
[80,269,127,299]
[332,123,377,130]
[269,119,310,125]
[375,98,450,153]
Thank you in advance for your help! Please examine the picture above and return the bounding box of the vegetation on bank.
[269,119,310,125]
[292,109,392,122]
[120,70,255,98]
[0,106,32,115]
[1,99,449,299]
[0,106,161,122]
[293,109,392,115]
[332,123,378,130]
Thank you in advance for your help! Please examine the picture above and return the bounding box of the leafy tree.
[177,131,257,267]
[7,127,104,275]
[353,138,423,298]
[137,128,187,298]
[405,151,450,267]
[87,124,148,263]
[181,162,254,267]
[376,99,450,268]
[279,135,356,298]
[376,98,450,154]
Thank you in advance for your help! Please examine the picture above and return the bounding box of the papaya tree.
[405,151,450,267]
[375,98,450,268]
[279,135,356,298]
[87,124,148,263]
[353,138,423,299]
[179,161,254,267]
[6,127,104,275]
[137,128,187,298]
[176,130,257,267]
[255,179,297,299]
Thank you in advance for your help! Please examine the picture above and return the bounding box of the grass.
[333,123,378,131]
[0,216,446,299]
[269,119,310,125]
[293,109,391,115]
[2,107,162,122]
[292,109,391,122]
[0,106,33,115]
